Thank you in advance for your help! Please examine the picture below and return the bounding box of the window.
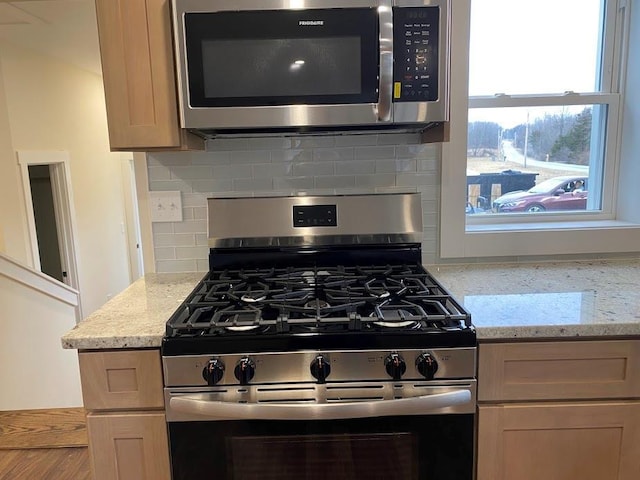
[466,0,617,219]
[439,0,640,258]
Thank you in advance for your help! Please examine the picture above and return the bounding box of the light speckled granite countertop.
[62,259,640,350]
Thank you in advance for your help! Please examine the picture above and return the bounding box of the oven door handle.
[169,389,471,421]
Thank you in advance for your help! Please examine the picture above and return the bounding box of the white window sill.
[466,219,640,233]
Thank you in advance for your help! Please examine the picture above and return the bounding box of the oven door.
[165,381,476,480]
[172,0,393,129]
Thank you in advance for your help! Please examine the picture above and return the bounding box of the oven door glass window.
[183,9,379,107]
[168,415,474,480]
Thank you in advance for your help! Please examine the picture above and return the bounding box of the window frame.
[439,0,640,259]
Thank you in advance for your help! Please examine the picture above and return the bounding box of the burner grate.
[166,263,472,339]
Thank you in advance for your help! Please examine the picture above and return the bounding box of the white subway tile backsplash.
[148,152,193,167]
[193,207,207,220]
[152,223,174,234]
[147,134,444,271]
[247,137,292,150]
[313,148,354,162]
[271,149,312,163]
[274,176,315,190]
[292,162,334,176]
[154,247,176,260]
[176,246,209,260]
[155,233,196,247]
[375,159,417,173]
[149,180,193,193]
[230,150,270,164]
[212,164,253,179]
[195,234,209,246]
[354,174,396,188]
[170,165,214,180]
[396,173,439,187]
[148,166,171,181]
[191,151,233,165]
[335,160,375,175]
[156,259,198,273]
[233,177,274,191]
[355,146,396,160]
[253,163,291,178]
[191,179,233,193]
[315,175,355,189]
[182,193,208,207]
[173,220,207,234]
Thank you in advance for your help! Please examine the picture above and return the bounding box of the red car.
[492,176,588,213]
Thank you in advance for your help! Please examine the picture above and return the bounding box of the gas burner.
[304,299,331,310]
[241,294,267,303]
[373,319,421,329]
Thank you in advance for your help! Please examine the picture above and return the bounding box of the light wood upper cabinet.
[94,0,203,151]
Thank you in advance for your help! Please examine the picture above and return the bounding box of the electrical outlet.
[149,191,183,222]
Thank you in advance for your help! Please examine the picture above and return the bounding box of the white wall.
[0,40,131,316]
[0,54,30,265]
[0,262,82,409]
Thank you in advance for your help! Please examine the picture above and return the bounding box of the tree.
[468,121,501,156]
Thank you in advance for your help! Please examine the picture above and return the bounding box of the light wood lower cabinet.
[477,402,640,480]
[477,340,640,480]
[78,350,170,480]
[86,412,171,480]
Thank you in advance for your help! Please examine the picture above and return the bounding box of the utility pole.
[523,111,529,168]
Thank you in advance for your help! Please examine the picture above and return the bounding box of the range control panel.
[393,6,440,102]
[293,204,337,228]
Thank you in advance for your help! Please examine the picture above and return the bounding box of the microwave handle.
[377,5,393,122]
[170,389,471,421]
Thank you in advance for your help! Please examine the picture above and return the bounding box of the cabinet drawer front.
[79,350,164,410]
[477,402,640,480]
[87,412,170,480]
[479,340,640,401]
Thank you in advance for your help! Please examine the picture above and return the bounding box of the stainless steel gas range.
[162,193,476,480]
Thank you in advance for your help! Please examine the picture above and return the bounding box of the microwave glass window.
[202,37,362,99]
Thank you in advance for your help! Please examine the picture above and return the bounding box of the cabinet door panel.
[79,350,164,410]
[87,412,170,480]
[95,0,181,150]
[479,340,640,401]
[478,402,640,480]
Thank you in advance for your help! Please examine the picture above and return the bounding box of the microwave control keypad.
[393,7,439,102]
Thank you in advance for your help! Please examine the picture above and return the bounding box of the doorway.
[18,150,83,319]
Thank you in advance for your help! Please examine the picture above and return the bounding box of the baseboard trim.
[0,408,88,449]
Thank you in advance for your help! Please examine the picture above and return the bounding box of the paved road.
[502,141,589,173]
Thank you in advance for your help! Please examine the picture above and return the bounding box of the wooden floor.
[0,448,91,480]
[0,408,91,479]
[0,408,87,450]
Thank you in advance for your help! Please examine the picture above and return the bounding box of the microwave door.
[174,2,394,130]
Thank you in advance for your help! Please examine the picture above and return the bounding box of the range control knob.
[385,353,407,381]
[234,357,256,385]
[416,352,439,380]
[202,358,225,385]
[310,355,331,383]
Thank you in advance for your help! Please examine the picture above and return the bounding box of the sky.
[467,0,603,128]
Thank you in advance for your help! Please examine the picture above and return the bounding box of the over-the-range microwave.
[171,0,450,138]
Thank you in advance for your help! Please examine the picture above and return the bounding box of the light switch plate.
[149,191,183,222]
